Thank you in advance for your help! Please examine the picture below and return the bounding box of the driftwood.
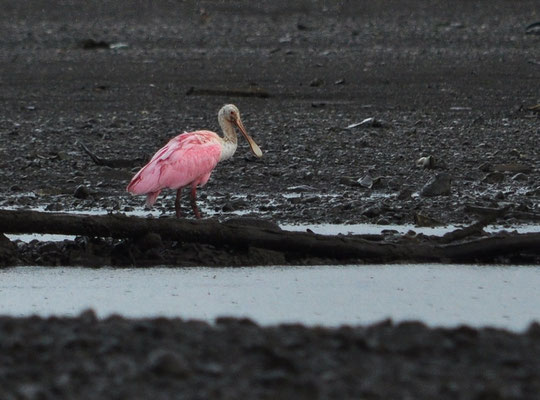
[79,142,145,168]
[1,209,539,266]
[185,86,270,98]
[464,204,540,222]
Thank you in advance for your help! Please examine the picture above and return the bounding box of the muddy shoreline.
[1,311,540,399]
[1,0,540,397]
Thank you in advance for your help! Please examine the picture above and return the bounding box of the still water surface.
[1,264,539,331]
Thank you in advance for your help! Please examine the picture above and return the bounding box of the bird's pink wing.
[127,131,222,195]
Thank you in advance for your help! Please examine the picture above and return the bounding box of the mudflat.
[1,1,540,398]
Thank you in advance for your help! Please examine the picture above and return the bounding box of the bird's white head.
[219,104,241,124]
[218,104,263,158]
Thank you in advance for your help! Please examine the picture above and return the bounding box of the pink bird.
[127,104,263,218]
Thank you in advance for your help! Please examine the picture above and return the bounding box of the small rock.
[0,233,17,267]
[416,155,436,169]
[79,38,110,49]
[397,187,414,200]
[357,174,373,188]
[73,185,90,199]
[362,204,383,218]
[494,191,505,200]
[478,162,492,172]
[146,349,190,377]
[45,203,63,211]
[78,309,98,324]
[493,163,532,173]
[339,176,360,187]
[483,172,505,184]
[414,213,444,227]
[309,78,324,87]
[511,173,528,181]
[526,21,540,35]
[420,173,452,197]
[286,185,316,192]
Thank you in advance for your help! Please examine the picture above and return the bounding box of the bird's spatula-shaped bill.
[234,118,263,158]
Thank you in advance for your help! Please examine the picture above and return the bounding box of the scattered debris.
[464,204,511,218]
[109,42,129,50]
[309,78,324,87]
[483,172,505,184]
[345,117,384,130]
[525,21,540,35]
[420,173,452,197]
[416,155,436,169]
[414,213,444,227]
[79,39,110,49]
[73,185,90,199]
[512,173,529,181]
[358,174,374,189]
[79,142,146,168]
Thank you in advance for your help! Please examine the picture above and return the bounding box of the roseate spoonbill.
[127,104,262,218]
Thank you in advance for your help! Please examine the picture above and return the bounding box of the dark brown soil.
[1,1,540,398]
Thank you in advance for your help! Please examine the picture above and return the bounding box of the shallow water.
[1,264,539,331]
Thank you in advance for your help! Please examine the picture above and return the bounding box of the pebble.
[511,173,528,181]
[73,185,90,199]
[482,172,505,184]
[146,349,190,377]
[420,173,452,197]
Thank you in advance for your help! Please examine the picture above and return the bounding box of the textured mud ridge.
[1,312,540,400]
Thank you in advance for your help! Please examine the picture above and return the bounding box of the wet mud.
[1,311,540,400]
[1,0,540,397]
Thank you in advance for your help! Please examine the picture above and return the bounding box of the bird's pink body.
[127,104,262,218]
[127,130,222,207]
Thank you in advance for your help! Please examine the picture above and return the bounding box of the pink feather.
[127,130,222,202]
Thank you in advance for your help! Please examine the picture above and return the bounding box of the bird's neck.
[219,116,238,161]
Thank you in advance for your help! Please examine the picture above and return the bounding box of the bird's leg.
[174,188,182,218]
[190,184,202,219]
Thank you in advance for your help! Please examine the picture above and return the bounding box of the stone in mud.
[146,348,190,377]
[414,213,444,227]
[0,233,17,266]
[420,173,452,197]
[73,185,90,199]
[483,172,505,184]
[511,173,528,181]
[397,187,414,200]
[416,155,436,169]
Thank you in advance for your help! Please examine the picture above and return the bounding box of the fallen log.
[1,209,539,266]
